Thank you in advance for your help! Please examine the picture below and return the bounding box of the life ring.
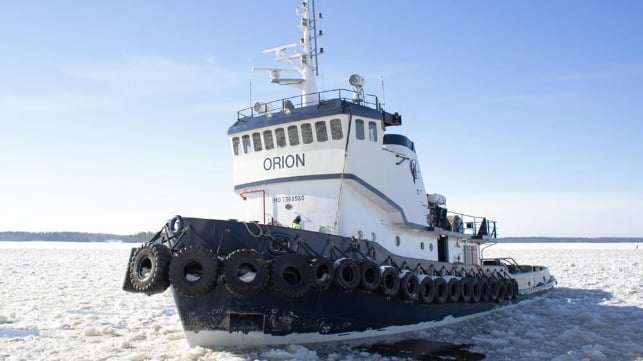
[504,279,514,300]
[379,266,400,297]
[470,278,482,303]
[223,249,269,298]
[129,242,171,294]
[433,277,449,304]
[447,278,461,303]
[334,258,360,291]
[359,260,381,291]
[480,278,491,302]
[270,253,312,298]
[489,279,500,301]
[459,277,472,303]
[418,276,435,304]
[399,271,420,302]
[496,280,507,302]
[310,257,334,289]
[168,245,219,297]
[511,279,520,299]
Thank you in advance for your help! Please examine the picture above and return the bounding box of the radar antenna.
[252,0,323,106]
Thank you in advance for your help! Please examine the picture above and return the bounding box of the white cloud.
[0,92,113,115]
[492,91,589,105]
[537,62,643,82]
[182,100,250,115]
[63,54,244,95]
[0,55,246,117]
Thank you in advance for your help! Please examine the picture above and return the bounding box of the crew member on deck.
[291,215,302,230]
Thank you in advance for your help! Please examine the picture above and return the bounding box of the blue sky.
[1,1,642,237]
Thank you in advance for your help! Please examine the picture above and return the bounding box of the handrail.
[446,210,497,239]
[237,88,380,120]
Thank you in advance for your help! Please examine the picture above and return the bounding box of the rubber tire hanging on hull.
[459,277,473,303]
[496,280,507,302]
[480,278,491,302]
[511,279,520,299]
[168,245,219,297]
[447,278,461,303]
[433,277,449,304]
[399,272,420,301]
[310,257,334,289]
[418,276,435,304]
[470,278,482,303]
[129,242,171,294]
[270,254,312,298]
[359,260,381,291]
[490,279,500,302]
[504,279,514,300]
[223,249,269,298]
[334,258,360,291]
[380,266,400,297]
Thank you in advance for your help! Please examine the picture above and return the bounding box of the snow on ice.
[0,241,641,361]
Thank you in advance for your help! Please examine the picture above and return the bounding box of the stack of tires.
[127,243,520,304]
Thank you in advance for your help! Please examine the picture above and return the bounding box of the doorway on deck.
[437,235,449,262]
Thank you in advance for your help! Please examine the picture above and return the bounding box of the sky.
[1,1,642,237]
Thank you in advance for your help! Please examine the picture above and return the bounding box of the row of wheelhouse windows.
[232,118,379,155]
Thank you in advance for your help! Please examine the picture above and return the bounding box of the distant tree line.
[0,231,155,243]
[499,237,640,243]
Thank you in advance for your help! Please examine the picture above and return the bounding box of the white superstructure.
[229,0,496,264]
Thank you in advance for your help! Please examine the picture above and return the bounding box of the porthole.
[429,243,434,251]
[395,236,401,246]
[420,242,425,250]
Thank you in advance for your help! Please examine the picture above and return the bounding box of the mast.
[252,0,323,106]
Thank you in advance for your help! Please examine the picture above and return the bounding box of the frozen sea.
[0,242,641,361]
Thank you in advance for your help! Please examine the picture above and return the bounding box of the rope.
[333,105,353,233]
[243,222,264,238]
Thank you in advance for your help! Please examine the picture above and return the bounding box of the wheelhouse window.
[287,125,299,146]
[263,130,274,150]
[330,118,343,140]
[232,137,240,155]
[275,128,286,148]
[315,121,328,142]
[252,132,262,151]
[355,119,365,140]
[301,123,313,144]
[368,121,378,142]
[242,134,252,154]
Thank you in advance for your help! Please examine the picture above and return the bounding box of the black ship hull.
[173,278,550,347]
[124,216,556,347]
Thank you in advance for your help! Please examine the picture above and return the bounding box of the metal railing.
[446,211,497,239]
[237,89,380,120]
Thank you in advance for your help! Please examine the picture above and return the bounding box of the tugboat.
[123,0,556,348]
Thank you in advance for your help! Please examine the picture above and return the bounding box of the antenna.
[311,0,321,76]
[379,75,386,110]
[252,0,323,105]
